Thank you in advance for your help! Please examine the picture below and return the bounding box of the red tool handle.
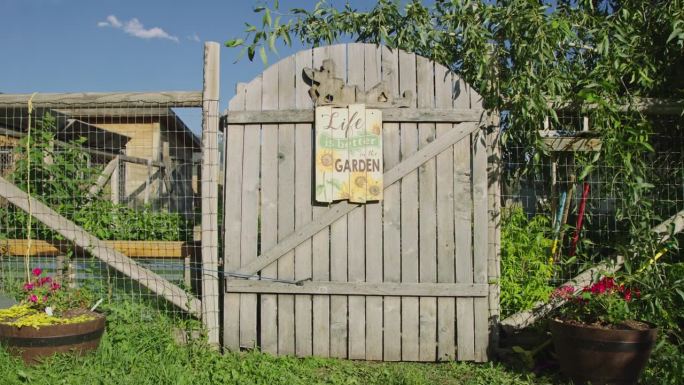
[569,182,590,258]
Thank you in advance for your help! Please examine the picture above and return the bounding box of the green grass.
[0,302,559,385]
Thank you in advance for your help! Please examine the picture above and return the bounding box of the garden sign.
[315,104,382,203]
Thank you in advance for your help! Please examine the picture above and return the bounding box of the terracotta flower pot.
[549,318,657,385]
[0,312,105,364]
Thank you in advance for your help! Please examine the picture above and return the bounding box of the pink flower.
[29,294,38,303]
[23,283,34,291]
[32,268,42,277]
[50,282,61,291]
[551,285,575,300]
[39,276,52,286]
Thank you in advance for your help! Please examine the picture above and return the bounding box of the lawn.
[0,302,560,385]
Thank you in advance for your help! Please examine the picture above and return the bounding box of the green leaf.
[578,164,594,180]
[263,8,272,27]
[259,46,268,65]
[268,32,277,53]
[225,38,244,48]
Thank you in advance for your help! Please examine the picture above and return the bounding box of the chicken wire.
[0,99,210,322]
[501,111,683,317]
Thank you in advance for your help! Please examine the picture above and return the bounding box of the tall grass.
[0,301,556,385]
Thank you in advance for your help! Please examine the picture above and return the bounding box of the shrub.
[500,207,554,318]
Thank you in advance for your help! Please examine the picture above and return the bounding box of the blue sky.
[1,0,373,133]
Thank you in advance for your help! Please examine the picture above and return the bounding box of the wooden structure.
[0,97,201,214]
[221,43,500,362]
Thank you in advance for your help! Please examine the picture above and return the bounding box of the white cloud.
[188,33,201,43]
[97,15,178,42]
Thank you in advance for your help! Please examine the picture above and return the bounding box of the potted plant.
[0,267,105,364]
[549,276,657,385]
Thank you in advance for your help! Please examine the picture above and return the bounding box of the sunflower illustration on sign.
[315,105,383,203]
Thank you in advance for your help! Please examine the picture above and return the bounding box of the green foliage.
[0,113,188,242]
[0,301,557,385]
[642,339,684,385]
[500,207,555,318]
[632,261,684,342]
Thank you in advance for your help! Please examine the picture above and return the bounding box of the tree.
[227,0,682,253]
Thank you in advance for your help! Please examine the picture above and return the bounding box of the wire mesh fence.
[0,98,209,322]
[500,110,684,318]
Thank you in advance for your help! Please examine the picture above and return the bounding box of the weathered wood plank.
[364,43,384,362]
[0,176,201,316]
[260,57,280,355]
[235,121,479,277]
[222,83,246,351]
[435,65,456,361]
[0,91,203,108]
[454,74,475,361]
[201,42,221,346]
[225,281,489,297]
[399,50,420,362]
[540,135,602,152]
[86,157,119,198]
[277,55,297,356]
[224,108,483,124]
[328,43,349,359]
[294,48,314,358]
[416,55,437,362]
[239,76,262,350]
[487,117,502,353]
[110,157,120,203]
[311,46,331,358]
[0,239,187,258]
[346,44,366,360]
[472,127,489,362]
[381,45,402,362]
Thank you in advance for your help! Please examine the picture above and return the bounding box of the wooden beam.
[0,239,187,258]
[1,126,165,168]
[225,280,489,297]
[200,42,221,346]
[224,108,484,125]
[0,176,201,315]
[234,121,481,277]
[86,157,119,198]
[548,98,684,115]
[0,91,203,108]
[541,136,602,152]
[653,209,684,244]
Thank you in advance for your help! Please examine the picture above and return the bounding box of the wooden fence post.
[201,41,220,347]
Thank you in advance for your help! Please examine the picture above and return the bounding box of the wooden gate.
[221,43,500,362]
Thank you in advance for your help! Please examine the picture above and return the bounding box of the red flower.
[32,267,42,277]
[39,276,52,286]
[28,294,38,303]
[23,283,34,291]
[623,289,632,302]
[551,285,575,300]
[50,282,61,291]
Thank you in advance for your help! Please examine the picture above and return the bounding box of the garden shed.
[0,104,201,216]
